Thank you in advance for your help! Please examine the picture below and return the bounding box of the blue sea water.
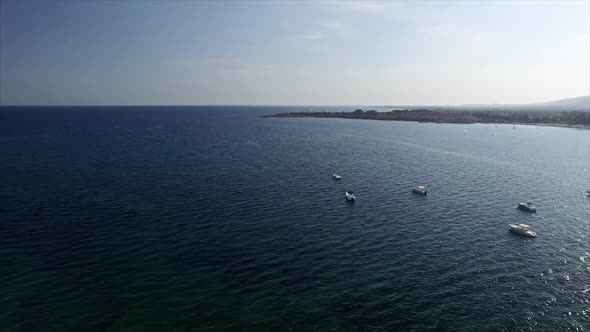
[1,106,589,331]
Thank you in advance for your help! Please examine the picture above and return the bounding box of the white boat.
[509,224,537,238]
[333,174,342,180]
[345,191,356,202]
[412,186,427,195]
[518,202,536,212]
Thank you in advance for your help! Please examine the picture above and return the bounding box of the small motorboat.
[412,186,427,195]
[509,224,537,238]
[345,191,356,202]
[333,174,342,180]
[518,202,536,212]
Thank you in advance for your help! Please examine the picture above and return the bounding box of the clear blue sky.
[1,0,588,105]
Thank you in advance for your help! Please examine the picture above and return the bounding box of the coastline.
[263,112,590,130]
[532,123,590,130]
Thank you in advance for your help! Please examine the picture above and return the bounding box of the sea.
[1,106,589,331]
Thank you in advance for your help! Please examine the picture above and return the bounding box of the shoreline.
[263,113,590,130]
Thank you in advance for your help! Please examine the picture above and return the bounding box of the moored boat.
[509,224,537,238]
[518,202,536,212]
[345,191,356,202]
[412,186,427,195]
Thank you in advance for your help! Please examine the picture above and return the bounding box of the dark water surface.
[1,106,589,331]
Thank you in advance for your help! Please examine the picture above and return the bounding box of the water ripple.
[0,107,589,331]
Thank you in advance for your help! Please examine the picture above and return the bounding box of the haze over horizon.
[1,0,589,106]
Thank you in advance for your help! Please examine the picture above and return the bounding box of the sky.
[0,0,589,105]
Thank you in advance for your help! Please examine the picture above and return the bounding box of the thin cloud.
[295,21,350,45]
[330,0,393,14]
[537,34,590,59]
[302,32,324,40]
[299,21,351,43]
[178,57,292,78]
[321,21,349,34]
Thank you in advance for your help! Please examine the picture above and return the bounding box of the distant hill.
[527,96,590,110]
[381,96,590,112]
[457,96,590,111]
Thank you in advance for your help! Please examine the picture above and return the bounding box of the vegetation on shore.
[264,108,590,128]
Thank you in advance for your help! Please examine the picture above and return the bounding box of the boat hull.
[518,205,536,213]
[509,229,537,238]
[345,192,356,202]
[509,225,537,238]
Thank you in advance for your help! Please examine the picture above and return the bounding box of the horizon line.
[1,96,588,108]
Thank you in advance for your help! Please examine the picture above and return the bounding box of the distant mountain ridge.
[461,96,589,111]
[381,96,590,112]
[527,96,590,108]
